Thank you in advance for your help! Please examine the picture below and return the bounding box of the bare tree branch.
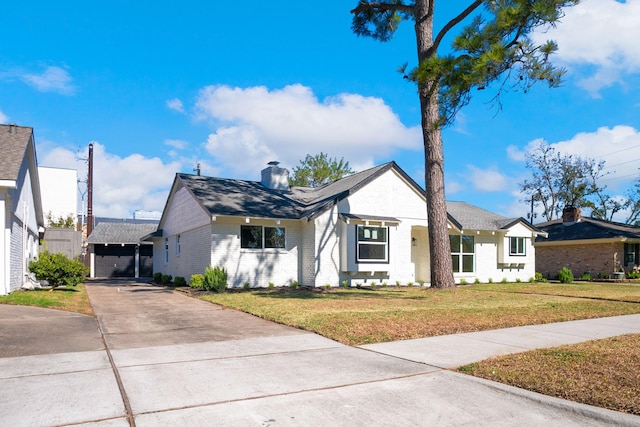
[429,0,483,55]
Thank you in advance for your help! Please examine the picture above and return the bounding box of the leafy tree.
[290,153,355,187]
[520,142,612,221]
[624,180,640,225]
[46,211,76,228]
[28,251,86,289]
[351,0,577,288]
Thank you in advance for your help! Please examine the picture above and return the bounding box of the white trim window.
[176,235,181,255]
[509,237,526,256]
[450,234,474,273]
[241,225,285,249]
[356,225,389,263]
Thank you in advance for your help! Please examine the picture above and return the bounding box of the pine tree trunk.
[415,0,455,288]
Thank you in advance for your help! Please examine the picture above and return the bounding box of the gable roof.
[172,162,419,222]
[446,201,540,233]
[535,217,640,243]
[0,124,35,182]
[0,124,44,227]
[86,222,159,244]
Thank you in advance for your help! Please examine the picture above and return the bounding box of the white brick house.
[0,124,44,295]
[152,162,543,287]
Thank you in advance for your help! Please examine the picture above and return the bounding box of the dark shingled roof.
[535,217,640,243]
[446,201,526,232]
[176,162,402,221]
[86,222,159,244]
[0,124,34,181]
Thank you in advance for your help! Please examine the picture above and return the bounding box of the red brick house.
[535,207,640,279]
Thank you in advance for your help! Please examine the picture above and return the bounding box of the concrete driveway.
[1,279,639,426]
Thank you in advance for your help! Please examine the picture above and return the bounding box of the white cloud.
[20,66,76,95]
[0,109,7,124]
[166,98,184,113]
[195,84,422,176]
[39,143,182,218]
[467,165,509,192]
[533,0,640,94]
[551,125,640,190]
[513,125,640,185]
[164,139,188,150]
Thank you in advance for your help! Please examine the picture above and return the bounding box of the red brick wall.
[536,242,624,279]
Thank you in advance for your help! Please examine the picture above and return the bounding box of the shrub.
[395,280,401,287]
[627,272,640,279]
[382,281,388,287]
[153,272,163,284]
[268,282,275,290]
[579,272,592,281]
[203,266,227,293]
[534,272,546,282]
[515,278,522,283]
[558,267,574,284]
[324,284,331,289]
[189,274,204,288]
[341,280,348,288]
[407,282,413,287]
[290,281,299,289]
[488,278,493,284]
[501,278,508,284]
[28,251,86,288]
[161,274,172,285]
[529,277,535,283]
[459,279,468,285]
[417,280,425,287]
[244,282,251,290]
[173,276,187,287]
[474,278,480,284]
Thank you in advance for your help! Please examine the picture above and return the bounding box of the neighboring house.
[0,124,44,295]
[86,219,158,278]
[535,207,640,279]
[153,161,542,287]
[38,166,82,258]
[38,166,78,225]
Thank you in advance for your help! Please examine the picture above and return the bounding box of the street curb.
[452,371,640,426]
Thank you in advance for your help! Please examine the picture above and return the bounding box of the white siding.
[210,217,301,288]
[162,186,210,236]
[455,229,537,285]
[160,224,212,281]
[39,167,77,225]
[334,169,429,287]
[311,208,341,287]
[153,185,212,280]
[300,220,316,286]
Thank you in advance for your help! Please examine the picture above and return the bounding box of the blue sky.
[1,0,639,221]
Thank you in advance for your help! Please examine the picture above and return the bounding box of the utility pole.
[87,143,94,236]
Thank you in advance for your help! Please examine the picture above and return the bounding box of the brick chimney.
[562,206,581,224]
[261,161,289,191]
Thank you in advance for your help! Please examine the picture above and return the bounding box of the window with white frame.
[176,235,181,255]
[356,225,389,262]
[164,238,169,263]
[450,234,474,273]
[241,225,285,249]
[509,237,526,256]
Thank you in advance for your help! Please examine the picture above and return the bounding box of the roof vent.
[261,161,289,191]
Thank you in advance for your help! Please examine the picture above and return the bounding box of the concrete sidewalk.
[1,280,639,426]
